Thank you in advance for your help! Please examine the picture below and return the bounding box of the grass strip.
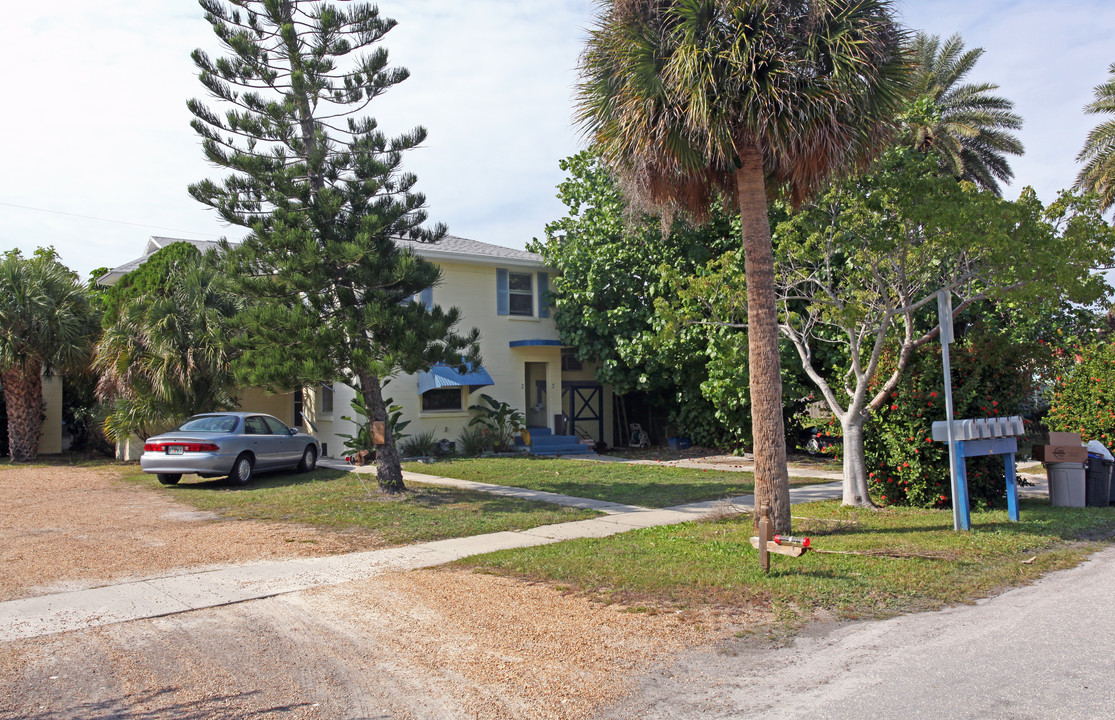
[403,457,787,507]
[461,498,1115,621]
[120,466,601,545]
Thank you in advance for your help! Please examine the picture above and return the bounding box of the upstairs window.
[508,272,533,316]
[497,269,549,317]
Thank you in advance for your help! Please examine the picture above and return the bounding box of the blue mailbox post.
[931,417,1026,530]
[936,290,1023,532]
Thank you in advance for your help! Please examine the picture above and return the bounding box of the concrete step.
[530,438,596,456]
[529,435,586,447]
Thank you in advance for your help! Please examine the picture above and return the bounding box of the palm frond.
[902,31,1023,193]
[1075,63,1115,210]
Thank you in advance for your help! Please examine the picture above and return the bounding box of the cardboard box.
[1033,444,1088,463]
[1044,431,1082,446]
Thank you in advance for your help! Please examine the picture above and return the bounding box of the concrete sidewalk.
[0,472,843,643]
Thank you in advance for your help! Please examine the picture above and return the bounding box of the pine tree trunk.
[3,362,43,462]
[357,372,406,494]
[840,417,876,507]
[735,150,791,534]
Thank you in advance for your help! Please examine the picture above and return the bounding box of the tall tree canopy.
[0,248,99,461]
[188,0,478,492]
[903,32,1024,194]
[1076,62,1115,211]
[576,0,908,532]
[530,150,745,447]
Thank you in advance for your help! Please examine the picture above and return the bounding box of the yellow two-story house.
[101,235,615,458]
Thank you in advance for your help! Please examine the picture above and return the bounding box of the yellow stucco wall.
[38,375,63,455]
[308,259,574,455]
[235,387,297,426]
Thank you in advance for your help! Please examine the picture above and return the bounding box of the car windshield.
[175,415,240,433]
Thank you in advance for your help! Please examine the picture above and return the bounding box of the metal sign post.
[937,290,968,531]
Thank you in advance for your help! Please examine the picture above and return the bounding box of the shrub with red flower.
[863,321,1038,509]
[1048,341,1115,445]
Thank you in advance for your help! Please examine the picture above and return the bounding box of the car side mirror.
[289,427,298,435]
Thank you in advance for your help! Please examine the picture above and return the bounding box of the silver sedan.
[140,412,320,486]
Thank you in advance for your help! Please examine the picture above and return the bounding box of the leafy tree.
[530,150,740,447]
[93,255,241,442]
[187,0,478,492]
[0,248,99,461]
[773,150,1115,506]
[663,150,1115,506]
[576,0,908,532]
[903,33,1024,194]
[1075,62,1115,210]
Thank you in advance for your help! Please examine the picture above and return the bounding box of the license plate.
[166,446,184,455]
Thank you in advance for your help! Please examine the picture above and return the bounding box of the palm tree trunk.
[735,149,791,534]
[357,371,406,493]
[3,362,43,462]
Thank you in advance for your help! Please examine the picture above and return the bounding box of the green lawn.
[120,466,601,545]
[403,457,788,507]
[461,499,1115,621]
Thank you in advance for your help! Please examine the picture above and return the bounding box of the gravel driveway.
[0,464,745,719]
[0,464,384,602]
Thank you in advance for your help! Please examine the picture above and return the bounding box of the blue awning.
[509,339,563,348]
[417,363,494,395]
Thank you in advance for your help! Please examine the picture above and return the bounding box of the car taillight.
[144,442,219,452]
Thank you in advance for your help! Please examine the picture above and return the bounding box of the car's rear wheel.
[297,445,317,473]
[156,473,181,485]
[229,453,254,485]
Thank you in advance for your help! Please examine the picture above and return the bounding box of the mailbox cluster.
[930,415,1025,529]
[931,416,1025,442]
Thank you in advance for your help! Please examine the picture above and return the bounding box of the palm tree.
[1075,62,1115,211]
[94,262,241,442]
[904,33,1024,195]
[0,249,99,461]
[576,0,908,524]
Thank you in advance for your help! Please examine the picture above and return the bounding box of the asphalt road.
[605,545,1115,720]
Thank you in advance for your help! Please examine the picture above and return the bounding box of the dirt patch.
[0,568,762,719]
[0,464,384,601]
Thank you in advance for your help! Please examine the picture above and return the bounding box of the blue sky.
[1,1,1111,279]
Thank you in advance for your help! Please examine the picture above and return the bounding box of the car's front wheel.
[297,445,317,473]
[157,473,181,485]
[228,453,254,485]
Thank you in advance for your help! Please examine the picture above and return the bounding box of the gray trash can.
[1047,462,1087,508]
[1086,455,1112,507]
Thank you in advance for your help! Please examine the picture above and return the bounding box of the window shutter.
[537,272,550,318]
[496,268,509,316]
[419,287,433,309]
